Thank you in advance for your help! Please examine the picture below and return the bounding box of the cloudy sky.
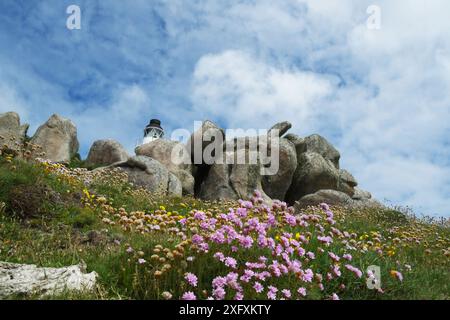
[0,0,449,217]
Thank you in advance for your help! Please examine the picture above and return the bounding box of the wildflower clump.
[0,149,448,300]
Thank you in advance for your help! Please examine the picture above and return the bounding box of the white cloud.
[0,84,29,119]
[192,50,334,131]
[73,85,151,154]
[188,1,450,216]
[1,0,449,216]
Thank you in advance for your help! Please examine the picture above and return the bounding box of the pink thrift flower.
[297,247,306,257]
[267,286,278,300]
[331,293,340,300]
[184,273,198,287]
[282,289,292,299]
[224,257,237,269]
[301,269,314,283]
[138,258,146,264]
[253,282,264,293]
[181,291,197,300]
[193,211,206,220]
[328,252,340,262]
[297,287,307,297]
[198,242,209,252]
[212,276,227,288]
[306,252,315,260]
[192,234,204,244]
[226,272,239,283]
[332,265,341,277]
[285,214,297,226]
[214,252,225,261]
[345,265,363,278]
[213,287,226,300]
[239,235,254,249]
[343,254,352,261]
[259,256,268,263]
[317,236,333,246]
[234,291,244,300]
[275,244,284,256]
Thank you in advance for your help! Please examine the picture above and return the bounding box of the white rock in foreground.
[0,261,97,299]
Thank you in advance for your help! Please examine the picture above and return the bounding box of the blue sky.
[0,0,449,217]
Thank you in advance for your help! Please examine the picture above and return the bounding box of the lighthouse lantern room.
[143,119,164,145]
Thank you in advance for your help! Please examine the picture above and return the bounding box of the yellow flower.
[295,232,301,240]
[387,250,395,257]
[160,205,166,211]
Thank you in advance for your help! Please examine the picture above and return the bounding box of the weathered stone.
[293,134,340,169]
[337,169,357,197]
[111,156,182,197]
[262,138,297,201]
[285,133,304,146]
[136,139,194,195]
[136,139,191,172]
[86,139,129,167]
[198,144,271,202]
[268,121,292,137]
[340,169,358,187]
[295,189,384,211]
[198,156,238,200]
[186,120,225,165]
[352,187,372,200]
[0,112,29,151]
[31,114,79,163]
[286,152,341,203]
[295,189,353,209]
[172,169,195,195]
[230,162,270,202]
[168,172,183,197]
[0,261,97,299]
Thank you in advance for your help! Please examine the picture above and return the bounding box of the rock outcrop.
[136,139,194,195]
[186,120,225,165]
[285,133,358,204]
[86,139,129,167]
[0,112,29,151]
[109,155,182,197]
[186,120,225,195]
[31,114,79,163]
[0,261,97,299]
[198,136,272,202]
[268,121,292,138]
[1,110,382,209]
[261,137,297,201]
[287,134,341,169]
[352,187,372,200]
[286,152,342,203]
[294,189,384,211]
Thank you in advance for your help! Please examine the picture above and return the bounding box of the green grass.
[0,155,448,300]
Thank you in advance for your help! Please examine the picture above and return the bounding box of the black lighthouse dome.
[143,118,164,144]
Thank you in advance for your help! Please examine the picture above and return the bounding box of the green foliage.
[65,207,97,229]
[0,155,448,300]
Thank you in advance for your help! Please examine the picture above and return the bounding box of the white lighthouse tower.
[142,119,164,145]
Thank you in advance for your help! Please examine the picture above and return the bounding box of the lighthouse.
[142,119,164,145]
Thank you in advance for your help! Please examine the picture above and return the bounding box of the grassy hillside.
[0,151,448,300]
